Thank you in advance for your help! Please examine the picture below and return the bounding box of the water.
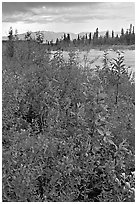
[54,49,135,72]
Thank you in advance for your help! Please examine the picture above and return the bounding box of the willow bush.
[2,42,135,202]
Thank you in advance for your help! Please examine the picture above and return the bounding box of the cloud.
[2,2,135,34]
[3,9,130,25]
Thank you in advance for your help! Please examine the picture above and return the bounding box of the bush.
[2,42,135,201]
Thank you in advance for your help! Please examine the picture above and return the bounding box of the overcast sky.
[2,2,135,36]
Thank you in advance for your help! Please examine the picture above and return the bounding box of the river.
[53,49,135,73]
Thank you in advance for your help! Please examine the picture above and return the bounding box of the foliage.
[25,31,32,41]
[36,31,44,44]
[36,24,135,51]
[2,41,135,201]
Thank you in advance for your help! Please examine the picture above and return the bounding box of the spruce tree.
[96,28,99,39]
[112,30,114,38]
[121,28,124,36]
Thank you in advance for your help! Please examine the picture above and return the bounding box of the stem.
[115,83,119,104]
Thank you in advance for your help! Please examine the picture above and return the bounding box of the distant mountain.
[2,31,77,42]
[2,30,120,42]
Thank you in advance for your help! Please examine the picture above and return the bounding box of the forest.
[6,24,135,51]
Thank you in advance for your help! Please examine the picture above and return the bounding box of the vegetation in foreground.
[2,41,135,201]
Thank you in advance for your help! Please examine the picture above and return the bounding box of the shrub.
[2,42,135,201]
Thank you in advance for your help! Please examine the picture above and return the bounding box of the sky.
[2,2,135,36]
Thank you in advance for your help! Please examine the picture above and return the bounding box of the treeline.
[53,24,135,49]
[7,24,135,50]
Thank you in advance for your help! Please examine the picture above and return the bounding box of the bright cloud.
[2,2,135,35]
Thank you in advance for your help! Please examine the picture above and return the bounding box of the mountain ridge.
[2,30,120,42]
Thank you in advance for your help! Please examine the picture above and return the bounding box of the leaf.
[119,146,128,151]
[125,182,130,189]
[115,178,121,186]
[100,117,106,121]
[97,128,104,136]
[106,131,111,136]
[50,172,61,185]
[119,140,128,151]
[103,136,107,143]
[98,93,107,99]
[107,139,117,149]
[121,173,125,179]
[92,143,101,153]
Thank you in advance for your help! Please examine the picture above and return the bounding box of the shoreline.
[94,44,135,51]
[78,44,135,52]
[2,40,135,51]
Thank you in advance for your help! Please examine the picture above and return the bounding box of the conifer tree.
[132,26,134,34]
[56,38,59,45]
[36,31,44,44]
[95,28,99,39]
[121,28,124,36]
[67,33,70,41]
[89,32,92,44]
[14,29,19,40]
[112,30,114,38]
[8,27,13,41]
[25,31,32,41]
[63,33,67,41]
[105,31,109,38]
[77,34,80,41]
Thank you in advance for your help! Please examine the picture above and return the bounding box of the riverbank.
[75,44,135,51]
[94,44,135,51]
[2,40,135,52]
